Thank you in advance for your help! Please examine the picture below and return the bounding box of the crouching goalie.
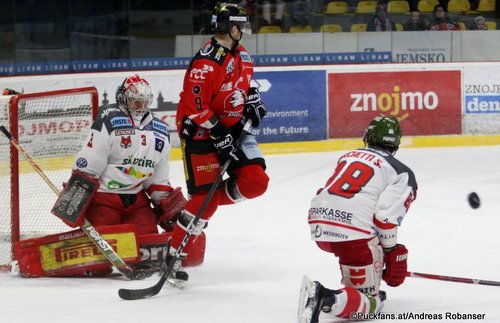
[13,74,205,278]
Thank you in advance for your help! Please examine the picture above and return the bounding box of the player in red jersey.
[169,2,269,281]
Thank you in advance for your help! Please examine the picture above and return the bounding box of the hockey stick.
[118,120,253,300]
[0,125,146,280]
[407,271,500,287]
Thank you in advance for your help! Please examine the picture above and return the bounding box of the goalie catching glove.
[243,87,267,127]
[383,244,408,287]
[155,187,187,231]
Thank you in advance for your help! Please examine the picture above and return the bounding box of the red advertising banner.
[328,71,461,138]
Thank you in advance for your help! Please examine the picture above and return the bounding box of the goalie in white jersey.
[298,115,417,322]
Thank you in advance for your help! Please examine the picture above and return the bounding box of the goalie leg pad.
[13,225,140,277]
[136,231,206,268]
[51,170,99,228]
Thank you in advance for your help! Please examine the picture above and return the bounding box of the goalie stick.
[118,120,253,300]
[407,271,500,287]
[0,125,147,280]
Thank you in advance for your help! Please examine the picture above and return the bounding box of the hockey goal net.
[0,87,98,271]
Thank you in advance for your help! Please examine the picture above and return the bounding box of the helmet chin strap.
[228,25,243,49]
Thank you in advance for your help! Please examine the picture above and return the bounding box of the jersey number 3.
[327,161,374,198]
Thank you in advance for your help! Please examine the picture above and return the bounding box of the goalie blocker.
[13,224,206,278]
[51,170,99,228]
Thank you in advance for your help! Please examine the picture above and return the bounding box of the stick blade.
[118,285,161,300]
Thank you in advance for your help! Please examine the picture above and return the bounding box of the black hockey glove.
[244,87,267,127]
[210,122,243,164]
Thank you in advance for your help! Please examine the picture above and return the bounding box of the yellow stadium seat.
[258,25,282,33]
[320,24,343,32]
[457,21,467,30]
[289,25,313,33]
[355,1,378,13]
[417,0,435,12]
[447,0,469,12]
[387,0,410,13]
[350,23,368,32]
[325,1,349,14]
[477,0,495,12]
[485,21,497,29]
[395,22,404,31]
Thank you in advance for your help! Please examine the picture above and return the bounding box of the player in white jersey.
[298,115,417,322]
[58,74,185,236]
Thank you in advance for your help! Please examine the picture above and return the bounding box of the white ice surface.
[1,145,499,323]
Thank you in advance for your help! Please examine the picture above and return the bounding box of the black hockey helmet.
[210,2,251,35]
[363,115,402,154]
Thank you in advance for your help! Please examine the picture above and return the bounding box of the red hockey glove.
[383,244,408,287]
[156,187,186,231]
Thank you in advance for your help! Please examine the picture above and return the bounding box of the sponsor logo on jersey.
[122,155,156,168]
[111,117,133,128]
[120,136,132,149]
[196,162,220,173]
[107,180,131,190]
[309,207,353,224]
[226,58,234,73]
[155,138,164,152]
[100,107,121,119]
[116,166,153,179]
[190,64,214,80]
[240,52,251,62]
[220,82,233,91]
[200,43,214,56]
[114,129,136,136]
[152,120,168,133]
[215,47,226,61]
[76,157,88,168]
[192,85,201,95]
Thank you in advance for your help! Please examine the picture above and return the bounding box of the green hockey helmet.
[363,115,402,153]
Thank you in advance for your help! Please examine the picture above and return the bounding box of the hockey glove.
[244,87,267,127]
[210,121,243,164]
[156,187,186,231]
[382,244,408,287]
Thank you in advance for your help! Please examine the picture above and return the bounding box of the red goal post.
[0,87,98,271]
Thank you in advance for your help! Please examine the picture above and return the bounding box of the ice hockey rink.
[1,144,499,323]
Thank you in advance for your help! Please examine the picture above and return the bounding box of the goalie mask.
[363,115,402,155]
[211,3,252,37]
[116,74,153,119]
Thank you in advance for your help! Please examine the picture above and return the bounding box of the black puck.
[468,192,480,209]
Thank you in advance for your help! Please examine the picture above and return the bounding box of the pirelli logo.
[40,232,138,272]
[54,240,118,262]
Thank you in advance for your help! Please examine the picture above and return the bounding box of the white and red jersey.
[176,37,254,140]
[308,147,417,248]
[72,104,172,202]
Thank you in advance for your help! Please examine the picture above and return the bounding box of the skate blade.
[297,276,317,323]
[166,277,185,290]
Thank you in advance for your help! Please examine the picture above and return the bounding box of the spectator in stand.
[291,0,312,27]
[427,5,460,30]
[262,0,286,27]
[367,4,396,32]
[470,15,487,30]
[404,10,428,31]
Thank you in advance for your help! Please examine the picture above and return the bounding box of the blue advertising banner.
[0,53,392,76]
[254,70,326,143]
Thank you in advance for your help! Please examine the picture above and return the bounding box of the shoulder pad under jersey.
[196,41,229,66]
[92,104,132,133]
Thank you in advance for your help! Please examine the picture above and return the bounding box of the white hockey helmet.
[116,74,153,118]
